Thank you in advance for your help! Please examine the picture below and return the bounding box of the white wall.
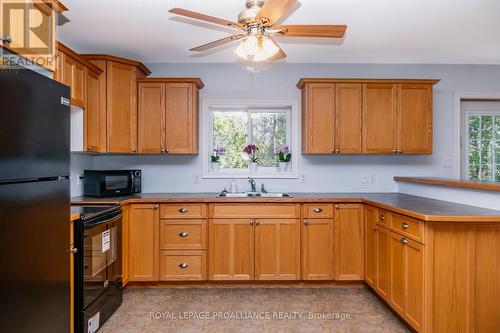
[70,153,93,196]
[71,63,500,196]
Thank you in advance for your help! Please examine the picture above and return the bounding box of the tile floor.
[100,287,410,333]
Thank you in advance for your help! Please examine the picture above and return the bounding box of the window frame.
[201,99,299,179]
[462,106,500,181]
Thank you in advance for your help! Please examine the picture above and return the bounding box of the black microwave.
[84,170,141,197]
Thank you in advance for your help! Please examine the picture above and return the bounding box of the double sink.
[218,192,292,198]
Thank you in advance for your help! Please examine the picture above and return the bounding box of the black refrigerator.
[0,68,71,332]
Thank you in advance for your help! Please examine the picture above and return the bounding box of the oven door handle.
[85,212,123,227]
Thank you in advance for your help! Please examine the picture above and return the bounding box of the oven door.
[99,172,132,197]
[82,212,122,309]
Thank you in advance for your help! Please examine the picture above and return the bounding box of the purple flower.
[214,146,225,156]
[243,144,258,155]
[282,145,289,154]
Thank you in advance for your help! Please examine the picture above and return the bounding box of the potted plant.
[243,144,259,172]
[277,144,291,172]
[210,146,225,172]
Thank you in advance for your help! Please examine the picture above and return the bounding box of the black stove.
[71,204,121,221]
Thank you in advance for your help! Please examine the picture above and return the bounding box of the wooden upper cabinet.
[397,84,433,154]
[298,79,438,155]
[137,79,203,155]
[106,61,138,153]
[334,204,364,280]
[84,69,106,152]
[255,218,300,280]
[363,83,398,154]
[208,219,254,280]
[128,204,160,282]
[138,82,165,154]
[335,84,363,154]
[301,83,335,154]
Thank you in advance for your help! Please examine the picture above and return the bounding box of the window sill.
[202,171,299,179]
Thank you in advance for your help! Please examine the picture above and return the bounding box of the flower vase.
[278,162,288,172]
[210,162,220,172]
[248,162,258,172]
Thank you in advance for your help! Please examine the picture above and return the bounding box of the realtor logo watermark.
[1,0,56,69]
[150,311,352,322]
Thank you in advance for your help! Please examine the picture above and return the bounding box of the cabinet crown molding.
[137,78,204,89]
[56,42,103,75]
[81,54,152,76]
[297,78,441,89]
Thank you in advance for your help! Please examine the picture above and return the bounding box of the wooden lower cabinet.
[209,219,254,280]
[121,205,130,286]
[255,219,300,280]
[160,250,206,281]
[364,205,378,287]
[301,218,334,280]
[128,204,159,281]
[334,204,364,280]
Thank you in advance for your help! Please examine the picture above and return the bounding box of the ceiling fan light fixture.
[261,37,279,58]
[234,41,248,60]
[243,35,259,55]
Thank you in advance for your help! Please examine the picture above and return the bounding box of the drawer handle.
[304,219,309,225]
[179,263,189,269]
[179,232,189,238]
[255,219,260,225]
[401,238,408,245]
[372,225,378,231]
[313,208,323,213]
[179,208,188,213]
[380,215,385,221]
[402,223,409,229]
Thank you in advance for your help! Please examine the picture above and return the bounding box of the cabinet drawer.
[390,213,423,243]
[210,204,299,219]
[302,204,334,218]
[159,250,206,281]
[160,220,206,250]
[377,210,392,227]
[160,204,206,219]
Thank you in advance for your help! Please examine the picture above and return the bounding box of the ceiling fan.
[169,0,347,62]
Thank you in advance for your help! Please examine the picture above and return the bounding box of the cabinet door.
[376,226,391,299]
[405,238,424,331]
[389,232,406,314]
[397,84,433,154]
[335,84,362,154]
[363,84,398,154]
[128,204,159,281]
[364,205,378,287]
[255,219,300,280]
[121,205,129,286]
[72,61,86,108]
[334,204,364,280]
[302,83,335,154]
[302,218,334,280]
[209,219,254,280]
[106,61,137,153]
[164,83,198,154]
[138,82,165,154]
[84,70,104,152]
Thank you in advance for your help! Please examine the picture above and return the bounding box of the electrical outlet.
[299,174,305,183]
[193,175,200,184]
[361,173,369,183]
[77,174,84,185]
[442,157,453,168]
[362,173,376,184]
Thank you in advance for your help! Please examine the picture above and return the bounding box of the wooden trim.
[56,42,103,75]
[394,176,500,192]
[81,54,151,76]
[35,0,68,14]
[297,78,441,89]
[137,77,204,89]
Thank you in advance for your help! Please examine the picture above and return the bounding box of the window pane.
[495,116,500,140]
[213,111,248,169]
[468,140,480,165]
[480,165,493,181]
[496,142,500,165]
[251,112,287,167]
[480,141,494,164]
[481,115,493,139]
[469,164,480,180]
[468,115,480,140]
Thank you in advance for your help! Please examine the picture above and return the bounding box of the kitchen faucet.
[248,177,256,192]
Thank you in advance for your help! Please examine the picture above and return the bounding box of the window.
[463,102,500,181]
[202,100,299,178]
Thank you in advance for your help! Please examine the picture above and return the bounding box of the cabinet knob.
[400,238,408,245]
[313,208,323,213]
[161,149,166,154]
[179,232,189,238]
[154,205,159,209]
[379,215,385,221]
[68,246,78,254]
[165,149,170,154]
[401,222,409,229]
[132,149,137,153]
[179,263,189,269]
[330,149,335,154]
[397,149,403,154]
[392,149,397,154]
[179,208,188,213]
[335,204,339,209]
[255,220,260,225]
[372,225,378,231]
[335,149,340,154]
[304,219,309,225]
[250,219,254,225]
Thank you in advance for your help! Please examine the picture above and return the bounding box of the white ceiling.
[59,0,500,64]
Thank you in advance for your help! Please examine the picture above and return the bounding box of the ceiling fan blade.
[276,25,347,38]
[268,37,287,61]
[255,0,297,26]
[169,8,241,28]
[190,34,246,52]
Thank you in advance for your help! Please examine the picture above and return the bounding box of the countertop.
[394,176,500,192]
[71,192,500,222]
